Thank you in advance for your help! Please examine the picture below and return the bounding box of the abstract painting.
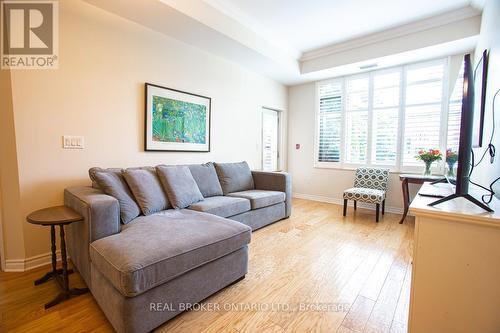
[145,83,210,152]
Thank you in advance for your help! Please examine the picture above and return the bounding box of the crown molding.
[300,6,481,62]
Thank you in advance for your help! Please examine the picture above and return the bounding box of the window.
[372,71,401,166]
[402,63,444,166]
[317,81,342,162]
[316,58,456,172]
[345,77,369,164]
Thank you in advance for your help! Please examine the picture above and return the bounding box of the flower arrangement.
[446,149,458,164]
[446,149,458,177]
[415,149,442,175]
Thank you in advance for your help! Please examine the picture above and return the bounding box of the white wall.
[287,83,411,212]
[4,0,287,262]
[471,0,500,197]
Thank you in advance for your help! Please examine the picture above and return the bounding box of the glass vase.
[446,161,456,178]
[423,161,433,176]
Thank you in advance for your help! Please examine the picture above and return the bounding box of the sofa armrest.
[65,186,120,241]
[64,186,120,288]
[252,171,292,217]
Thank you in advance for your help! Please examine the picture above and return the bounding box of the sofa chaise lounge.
[64,161,291,333]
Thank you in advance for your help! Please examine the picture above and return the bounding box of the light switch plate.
[62,135,84,149]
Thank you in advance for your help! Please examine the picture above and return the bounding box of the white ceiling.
[86,0,483,85]
[206,0,483,54]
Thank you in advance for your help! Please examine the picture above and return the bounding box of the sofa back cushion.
[122,168,170,215]
[156,166,204,209]
[188,162,223,198]
[92,170,141,224]
[214,161,254,195]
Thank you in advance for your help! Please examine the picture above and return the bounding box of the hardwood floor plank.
[363,224,413,333]
[341,295,375,332]
[389,262,412,333]
[337,326,358,333]
[0,199,413,333]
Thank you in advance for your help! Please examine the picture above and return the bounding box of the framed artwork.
[145,83,211,152]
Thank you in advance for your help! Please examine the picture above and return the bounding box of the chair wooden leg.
[343,199,347,216]
[354,201,357,210]
[376,203,380,222]
[382,200,385,215]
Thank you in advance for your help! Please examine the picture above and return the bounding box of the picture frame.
[145,83,211,152]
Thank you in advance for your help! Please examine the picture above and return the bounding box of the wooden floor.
[0,199,414,333]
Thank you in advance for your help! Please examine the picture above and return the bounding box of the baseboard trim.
[293,192,404,214]
[4,250,62,272]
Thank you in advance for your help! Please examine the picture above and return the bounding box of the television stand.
[409,183,500,332]
[428,193,494,212]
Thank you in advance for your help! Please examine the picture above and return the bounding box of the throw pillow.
[214,161,255,195]
[156,166,204,209]
[188,162,223,197]
[122,168,170,215]
[92,171,141,224]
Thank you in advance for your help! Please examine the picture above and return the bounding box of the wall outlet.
[62,135,84,149]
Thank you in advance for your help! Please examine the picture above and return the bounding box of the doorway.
[261,107,280,171]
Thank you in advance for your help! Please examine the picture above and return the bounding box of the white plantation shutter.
[318,81,342,162]
[402,63,445,166]
[345,77,369,163]
[372,71,401,165]
[345,111,368,163]
[315,58,451,171]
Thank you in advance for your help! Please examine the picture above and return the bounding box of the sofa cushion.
[188,196,250,217]
[122,168,170,215]
[188,162,223,198]
[89,209,251,297]
[227,190,286,209]
[156,166,204,209]
[214,161,254,195]
[89,167,123,189]
[92,171,140,224]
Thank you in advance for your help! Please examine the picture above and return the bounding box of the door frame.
[261,106,283,171]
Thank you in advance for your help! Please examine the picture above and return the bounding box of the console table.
[408,182,500,332]
[399,174,444,224]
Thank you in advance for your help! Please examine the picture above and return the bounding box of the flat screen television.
[429,54,493,212]
[472,50,488,147]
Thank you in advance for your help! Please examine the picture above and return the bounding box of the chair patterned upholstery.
[343,187,385,204]
[343,167,389,204]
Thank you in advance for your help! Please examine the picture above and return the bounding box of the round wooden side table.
[27,205,89,309]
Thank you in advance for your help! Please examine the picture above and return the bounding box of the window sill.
[313,163,445,176]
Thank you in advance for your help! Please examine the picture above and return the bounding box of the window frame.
[314,77,344,168]
[314,57,451,173]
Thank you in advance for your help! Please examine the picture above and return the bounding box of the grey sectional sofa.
[64,162,291,333]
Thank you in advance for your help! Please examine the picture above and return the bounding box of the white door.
[262,108,280,171]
